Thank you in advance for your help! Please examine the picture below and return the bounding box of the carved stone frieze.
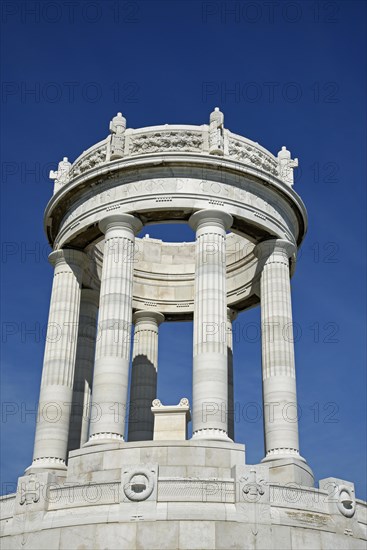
[70,146,107,178]
[129,131,203,155]
[229,138,279,176]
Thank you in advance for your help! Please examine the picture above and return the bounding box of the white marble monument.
[0,110,365,549]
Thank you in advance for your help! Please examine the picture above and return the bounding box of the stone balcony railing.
[68,127,279,181]
[49,110,298,195]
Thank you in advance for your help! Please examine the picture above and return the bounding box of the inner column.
[189,209,233,441]
[128,310,165,441]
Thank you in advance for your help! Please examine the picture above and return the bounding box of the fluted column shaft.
[67,289,99,452]
[227,308,237,442]
[88,213,142,444]
[128,311,165,442]
[29,249,86,471]
[189,209,233,440]
[255,239,301,460]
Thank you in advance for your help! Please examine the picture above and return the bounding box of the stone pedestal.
[151,398,191,441]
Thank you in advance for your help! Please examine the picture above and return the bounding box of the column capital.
[48,248,88,269]
[189,209,233,231]
[99,213,142,235]
[254,238,296,261]
[133,310,165,326]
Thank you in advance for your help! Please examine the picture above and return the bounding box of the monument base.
[1,440,366,549]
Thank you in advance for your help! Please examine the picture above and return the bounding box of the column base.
[263,448,304,461]
[191,428,232,442]
[84,432,125,447]
[262,454,314,487]
[25,457,67,476]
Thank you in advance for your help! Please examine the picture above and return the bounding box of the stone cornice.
[44,153,307,247]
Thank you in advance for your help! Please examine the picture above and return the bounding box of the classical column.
[28,249,87,472]
[128,310,165,442]
[254,239,303,461]
[67,289,99,452]
[88,213,142,444]
[227,307,237,442]
[189,209,233,440]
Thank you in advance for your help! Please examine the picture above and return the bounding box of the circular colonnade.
[30,108,307,472]
[2,110,366,550]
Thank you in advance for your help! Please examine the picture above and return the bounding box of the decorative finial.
[277,145,298,186]
[179,398,190,407]
[109,112,126,160]
[210,106,224,124]
[110,112,126,132]
[209,107,224,155]
[49,157,72,195]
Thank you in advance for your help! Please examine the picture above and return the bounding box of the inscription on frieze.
[58,175,295,246]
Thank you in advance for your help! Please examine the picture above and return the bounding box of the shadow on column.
[227,345,234,441]
[67,379,92,455]
[128,354,157,442]
[67,321,96,455]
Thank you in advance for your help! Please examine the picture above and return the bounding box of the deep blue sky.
[1,1,366,499]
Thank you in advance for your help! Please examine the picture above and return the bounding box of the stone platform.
[1,441,366,549]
